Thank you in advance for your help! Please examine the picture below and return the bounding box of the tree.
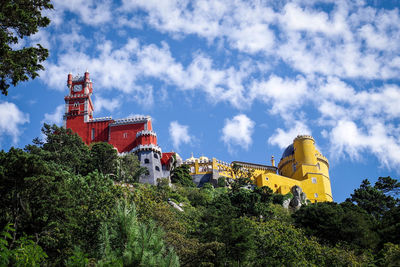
[346,178,399,218]
[171,165,195,187]
[25,124,91,175]
[292,202,379,250]
[89,142,118,176]
[97,200,179,266]
[0,0,53,95]
[117,153,149,183]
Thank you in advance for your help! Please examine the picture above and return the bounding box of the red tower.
[63,72,177,184]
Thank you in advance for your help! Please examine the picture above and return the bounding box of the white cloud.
[52,0,112,25]
[169,121,193,151]
[329,120,400,169]
[268,121,311,149]
[250,75,309,120]
[42,105,64,125]
[93,96,120,113]
[221,114,254,152]
[38,0,400,171]
[0,102,29,144]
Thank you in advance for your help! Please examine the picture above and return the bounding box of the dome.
[186,153,197,163]
[199,155,209,161]
[281,144,294,159]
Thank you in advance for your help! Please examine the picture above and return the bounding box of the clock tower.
[63,71,94,141]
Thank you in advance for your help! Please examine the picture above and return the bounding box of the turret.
[293,135,317,166]
[67,73,72,89]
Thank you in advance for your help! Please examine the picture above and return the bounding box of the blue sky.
[1,0,400,202]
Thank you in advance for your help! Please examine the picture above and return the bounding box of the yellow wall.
[184,135,333,203]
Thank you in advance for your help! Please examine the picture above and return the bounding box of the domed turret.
[199,155,209,162]
[293,135,317,165]
[186,153,197,163]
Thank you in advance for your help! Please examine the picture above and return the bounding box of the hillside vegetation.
[0,124,399,266]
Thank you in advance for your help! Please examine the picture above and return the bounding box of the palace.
[183,135,333,203]
[64,72,332,202]
[63,71,178,184]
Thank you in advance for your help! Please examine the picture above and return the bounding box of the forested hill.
[1,124,399,266]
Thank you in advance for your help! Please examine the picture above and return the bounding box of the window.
[265,177,269,181]
[155,166,160,171]
[123,132,128,138]
[292,163,297,172]
[144,159,150,164]
[314,193,318,198]
[91,128,95,140]
[154,153,158,159]
[316,162,320,170]
[74,102,78,107]
[312,177,317,184]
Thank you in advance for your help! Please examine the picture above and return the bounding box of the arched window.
[155,166,160,171]
[154,153,158,159]
[144,159,150,164]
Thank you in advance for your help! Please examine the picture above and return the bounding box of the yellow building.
[183,135,333,203]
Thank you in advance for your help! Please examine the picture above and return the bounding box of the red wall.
[109,123,145,153]
[136,134,157,145]
[88,121,111,144]
[66,116,89,143]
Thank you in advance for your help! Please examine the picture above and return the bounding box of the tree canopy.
[1,124,399,265]
[0,0,53,95]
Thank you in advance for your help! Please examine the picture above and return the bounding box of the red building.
[63,71,176,184]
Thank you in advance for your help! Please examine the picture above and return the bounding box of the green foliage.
[97,199,179,266]
[89,142,118,175]
[0,224,47,266]
[117,153,149,183]
[346,178,399,218]
[293,202,379,250]
[0,0,53,95]
[217,176,226,187]
[1,123,398,266]
[171,165,195,187]
[379,205,400,245]
[375,243,400,267]
[26,124,91,175]
[65,246,89,267]
[375,176,400,196]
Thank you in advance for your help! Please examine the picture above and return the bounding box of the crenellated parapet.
[317,154,329,168]
[111,116,150,126]
[294,135,315,142]
[136,130,157,138]
[89,117,113,122]
[131,144,162,155]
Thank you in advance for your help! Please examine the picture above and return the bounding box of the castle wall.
[109,123,145,153]
[137,150,163,184]
[87,120,111,144]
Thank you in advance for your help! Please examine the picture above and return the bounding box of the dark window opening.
[155,166,160,171]
[154,153,158,159]
[144,159,150,164]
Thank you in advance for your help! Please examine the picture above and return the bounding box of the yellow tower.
[277,135,332,202]
[183,135,333,203]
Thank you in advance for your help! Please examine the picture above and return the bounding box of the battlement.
[294,135,315,142]
[89,117,113,122]
[65,94,89,99]
[136,130,157,138]
[131,144,162,155]
[72,75,85,82]
[110,116,150,126]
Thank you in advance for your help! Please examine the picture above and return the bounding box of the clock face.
[73,84,81,92]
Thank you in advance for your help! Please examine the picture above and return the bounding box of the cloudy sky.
[1,0,400,201]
